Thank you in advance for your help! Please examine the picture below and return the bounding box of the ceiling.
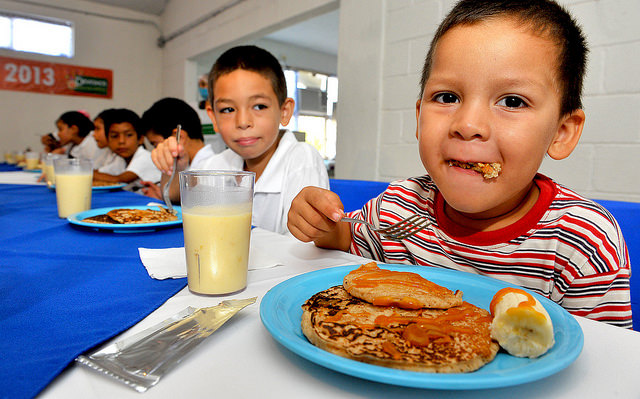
[84,0,338,55]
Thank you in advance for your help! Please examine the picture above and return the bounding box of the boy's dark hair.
[141,97,203,141]
[419,0,588,116]
[208,45,287,106]
[57,111,94,138]
[103,108,142,138]
[95,108,117,123]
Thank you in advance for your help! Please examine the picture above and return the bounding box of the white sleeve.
[126,147,161,182]
[280,143,330,221]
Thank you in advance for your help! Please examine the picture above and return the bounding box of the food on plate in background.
[82,207,177,224]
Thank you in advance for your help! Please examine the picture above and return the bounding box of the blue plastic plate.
[92,183,126,191]
[68,205,182,233]
[260,264,583,390]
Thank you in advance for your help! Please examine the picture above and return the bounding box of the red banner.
[0,56,113,98]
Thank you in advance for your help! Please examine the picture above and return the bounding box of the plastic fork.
[162,124,181,215]
[340,214,431,240]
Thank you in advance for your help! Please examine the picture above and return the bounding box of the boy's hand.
[287,187,351,251]
[140,180,162,199]
[151,135,188,175]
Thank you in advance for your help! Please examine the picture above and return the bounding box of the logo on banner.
[0,56,113,98]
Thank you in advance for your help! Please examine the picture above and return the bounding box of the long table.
[1,173,639,398]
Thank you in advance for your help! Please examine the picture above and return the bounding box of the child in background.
[50,111,102,161]
[93,108,161,187]
[140,97,211,199]
[91,109,127,173]
[152,45,329,234]
[287,0,632,328]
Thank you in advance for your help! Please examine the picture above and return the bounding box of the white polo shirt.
[70,132,107,163]
[188,144,214,170]
[127,146,161,183]
[197,130,329,234]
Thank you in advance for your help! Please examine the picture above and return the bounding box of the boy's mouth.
[448,160,502,179]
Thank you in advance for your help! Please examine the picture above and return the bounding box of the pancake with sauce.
[82,214,118,224]
[106,208,177,224]
[490,287,554,358]
[301,285,498,373]
[343,262,463,309]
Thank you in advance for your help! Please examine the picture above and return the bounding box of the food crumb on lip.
[448,160,502,179]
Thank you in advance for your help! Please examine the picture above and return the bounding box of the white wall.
[0,0,162,152]
[159,0,338,101]
[337,0,640,203]
[3,0,638,203]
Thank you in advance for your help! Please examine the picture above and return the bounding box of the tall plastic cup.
[44,153,64,188]
[54,158,93,218]
[179,170,254,295]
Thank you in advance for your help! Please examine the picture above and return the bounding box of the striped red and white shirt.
[348,174,632,328]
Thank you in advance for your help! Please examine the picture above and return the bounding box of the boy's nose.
[236,109,253,129]
[450,101,490,140]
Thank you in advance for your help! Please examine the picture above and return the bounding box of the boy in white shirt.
[140,97,213,199]
[92,108,127,173]
[93,108,161,187]
[152,45,329,234]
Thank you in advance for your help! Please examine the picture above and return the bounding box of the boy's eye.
[219,107,234,114]
[253,104,268,111]
[433,92,459,104]
[497,96,528,108]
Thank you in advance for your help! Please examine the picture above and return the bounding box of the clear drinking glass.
[54,158,93,218]
[179,170,254,295]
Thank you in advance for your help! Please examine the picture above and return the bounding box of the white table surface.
[0,170,44,185]
[38,229,640,399]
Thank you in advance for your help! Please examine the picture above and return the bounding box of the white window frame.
[0,11,74,58]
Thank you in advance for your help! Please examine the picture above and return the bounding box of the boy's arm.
[287,187,351,252]
[93,170,139,183]
[152,136,189,203]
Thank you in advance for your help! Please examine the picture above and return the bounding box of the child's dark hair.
[57,111,94,138]
[141,97,203,141]
[419,0,588,116]
[103,108,142,138]
[95,108,117,123]
[208,45,287,106]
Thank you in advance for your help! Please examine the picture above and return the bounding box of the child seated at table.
[286,0,632,328]
[93,108,161,188]
[49,111,104,162]
[152,45,329,234]
[92,108,127,173]
[140,98,212,199]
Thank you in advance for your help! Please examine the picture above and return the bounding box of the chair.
[329,178,389,212]
[594,199,639,330]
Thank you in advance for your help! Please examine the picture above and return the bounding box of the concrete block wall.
[351,0,640,203]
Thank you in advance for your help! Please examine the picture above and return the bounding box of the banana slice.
[489,287,554,358]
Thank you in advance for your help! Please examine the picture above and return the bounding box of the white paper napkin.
[139,231,282,280]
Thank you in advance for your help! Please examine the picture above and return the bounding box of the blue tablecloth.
[0,162,22,172]
[0,184,187,399]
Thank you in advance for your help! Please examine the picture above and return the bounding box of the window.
[0,12,74,57]
[284,69,338,163]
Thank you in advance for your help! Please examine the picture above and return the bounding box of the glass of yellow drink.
[25,151,40,170]
[53,158,93,218]
[44,153,63,188]
[179,170,254,295]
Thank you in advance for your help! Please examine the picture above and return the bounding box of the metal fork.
[162,124,181,215]
[340,214,431,240]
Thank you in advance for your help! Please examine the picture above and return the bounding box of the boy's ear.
[547,109,585,160]
[415,99,421,140]
[279,98,295,126]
